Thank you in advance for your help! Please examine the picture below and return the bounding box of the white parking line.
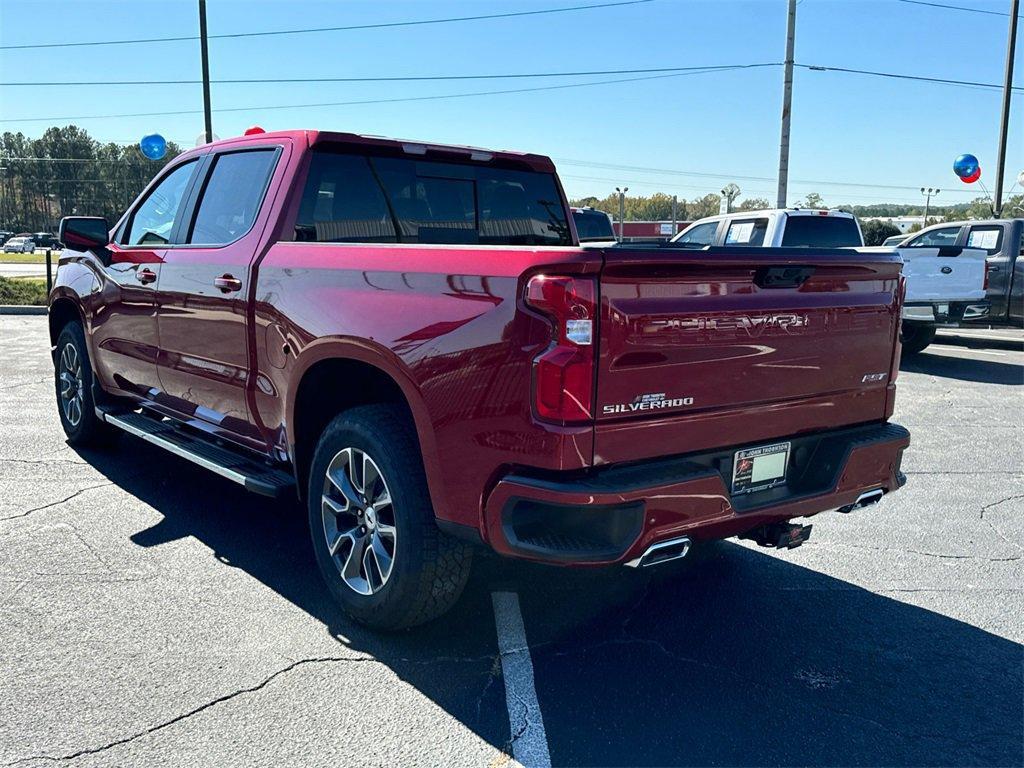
[491,591,552,768]
[931,344,1007,356]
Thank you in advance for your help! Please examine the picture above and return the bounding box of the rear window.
[781,216,862,247]
[295,149,571,246]
[573,209,614,242]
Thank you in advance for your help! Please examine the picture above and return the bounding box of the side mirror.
[59,216,110,251]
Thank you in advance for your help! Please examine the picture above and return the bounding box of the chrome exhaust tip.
[838,488,885,514]
[625,536,691,568]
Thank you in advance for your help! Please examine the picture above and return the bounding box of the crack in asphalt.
[979,494,1024,554]
[0,377,49,392]
[0,458,89,467]
[6,648,498,765]
[5,656,381,765]
[0,482,113,523]
[823,540,1021,563]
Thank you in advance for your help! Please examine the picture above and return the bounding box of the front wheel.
[900,322,936,356]
[54,322,119,446]
[307,404,472,630]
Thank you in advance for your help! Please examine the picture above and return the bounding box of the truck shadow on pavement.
[74,441,1023,767]
[900,351,1023,385]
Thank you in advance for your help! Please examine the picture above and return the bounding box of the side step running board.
[97,407,295,498]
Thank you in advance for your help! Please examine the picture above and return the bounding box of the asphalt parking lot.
[1,315,1021,767]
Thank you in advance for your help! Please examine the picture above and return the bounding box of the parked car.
[670,208,864,248]
[571,206,616,246]
[899,218,1023,329]
[32,232,60,249]
[3,236,36,253]
[50,130,910,629]
[882,234,907,247]
[0,230,13,244]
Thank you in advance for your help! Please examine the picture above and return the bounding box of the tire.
[54,322,118,447]
[307,403,472,630]
[900,322,936,356]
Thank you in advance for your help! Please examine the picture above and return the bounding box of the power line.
[1,64,763,87]
[556,158,982,195]
[4,60,1016,94]
[0,65,775,124]
[798,62,1024,92]
[895,0,1023,18]
[0,0,653,51]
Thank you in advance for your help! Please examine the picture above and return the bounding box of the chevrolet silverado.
[50,130,910,629]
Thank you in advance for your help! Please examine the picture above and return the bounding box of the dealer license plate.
[731,442,790,495]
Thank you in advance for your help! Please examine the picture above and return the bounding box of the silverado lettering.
[48,129,910,630]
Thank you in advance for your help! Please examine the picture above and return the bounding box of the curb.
[0,305,47,315]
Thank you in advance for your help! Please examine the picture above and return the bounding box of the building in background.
[612,220,692,243]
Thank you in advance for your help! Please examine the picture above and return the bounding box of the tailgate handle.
[754,266,814,289]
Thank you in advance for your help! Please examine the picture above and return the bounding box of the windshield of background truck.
[781,215,862,247]
[573,209,615,242]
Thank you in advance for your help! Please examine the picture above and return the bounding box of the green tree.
[801,192,825,209]
[860,219,902,246]
[0,125,182,232]
[736,197,771,211]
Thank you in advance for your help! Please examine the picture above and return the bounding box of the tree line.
[0,125,1018,235]
[0,126,183,233]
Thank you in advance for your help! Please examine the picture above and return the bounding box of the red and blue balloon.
[953,154,981,184]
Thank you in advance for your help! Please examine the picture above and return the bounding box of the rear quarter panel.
[253,243,600,528]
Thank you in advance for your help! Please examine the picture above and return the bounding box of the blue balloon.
[953,153,979,179]
[139,133,167,160]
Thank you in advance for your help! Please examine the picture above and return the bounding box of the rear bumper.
[903,300,990,324]
[483,421,909,565]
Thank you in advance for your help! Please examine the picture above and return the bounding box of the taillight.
[524,275,596,424]
[891,274,907,383]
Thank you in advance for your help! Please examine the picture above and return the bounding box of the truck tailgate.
[594,246,903,465]
[864,245,987,303]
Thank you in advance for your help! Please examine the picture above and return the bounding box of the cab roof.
[195,129,556,172]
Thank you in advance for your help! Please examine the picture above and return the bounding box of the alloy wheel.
[59,342,85,427]
[320,447,397,596]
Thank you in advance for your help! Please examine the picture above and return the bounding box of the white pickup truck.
[672,208,988,354]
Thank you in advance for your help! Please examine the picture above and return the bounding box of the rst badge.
[603,392,694,415]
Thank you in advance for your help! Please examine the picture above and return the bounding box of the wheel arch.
[286,341,445,515]
[48,294,86,351]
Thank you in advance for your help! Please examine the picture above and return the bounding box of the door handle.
[988,265,1001,273]
[214,274,243,293]
[136,267,157,284]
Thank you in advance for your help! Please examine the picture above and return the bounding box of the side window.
[677,221,718,246]
[725,218,769,246]
[188,150,278,245]
[966,226,1002,255]
[123,160,197,246]
[906,226,961,248]
[294,153,397,243]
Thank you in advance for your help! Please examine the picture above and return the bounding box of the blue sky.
[0,0,1020,207]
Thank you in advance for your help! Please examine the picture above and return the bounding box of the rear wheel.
[54,322,118,446]
[307,404,472,630]
[900,322,936,356]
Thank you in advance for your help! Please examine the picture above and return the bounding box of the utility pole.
[199,0,214,144]
[775,0,797,208]
[993,0,1018,217]
[921,187,940,223]
[615,187,628,243]
[671,194,678,235]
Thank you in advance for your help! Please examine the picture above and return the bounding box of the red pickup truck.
[50,129,909,629]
